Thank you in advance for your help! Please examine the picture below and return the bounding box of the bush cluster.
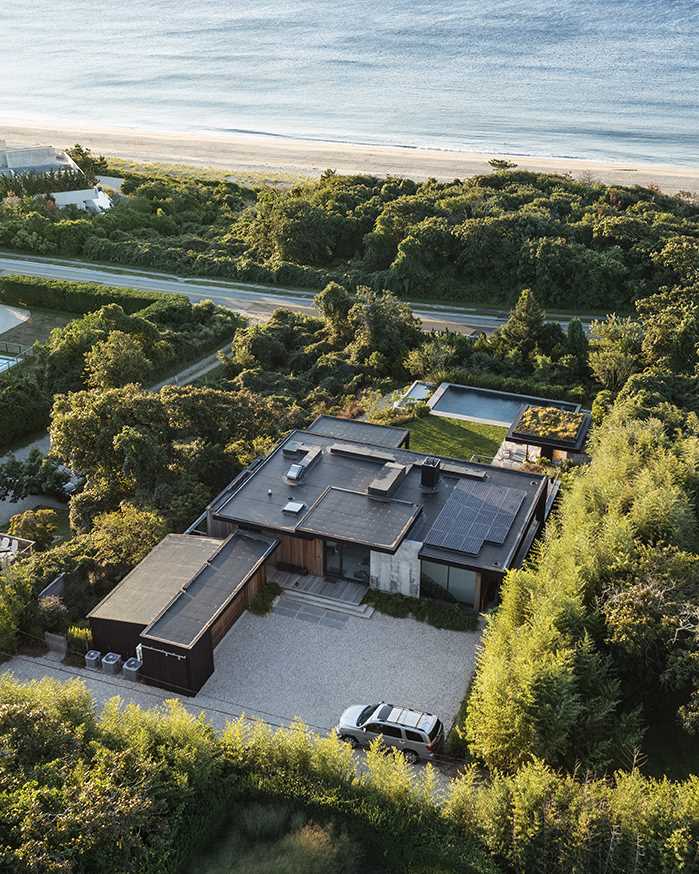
[1,163,697,310]
[0,288,242,453]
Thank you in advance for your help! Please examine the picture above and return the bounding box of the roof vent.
[285,444,322,483]
[283,500,306,515]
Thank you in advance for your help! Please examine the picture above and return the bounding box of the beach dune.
[0,121,697,195]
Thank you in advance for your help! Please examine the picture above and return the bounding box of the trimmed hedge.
[0,274,186,315]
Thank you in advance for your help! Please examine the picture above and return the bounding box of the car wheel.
[339,734,358,749]
[404,749,420,765]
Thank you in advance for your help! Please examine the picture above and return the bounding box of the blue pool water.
[0,355,18,374]
[430,385,579,427]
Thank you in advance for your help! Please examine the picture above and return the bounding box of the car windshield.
[428,719,443,741]
[357,704,378,726]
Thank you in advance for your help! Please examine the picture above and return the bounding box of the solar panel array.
[424,480,526,555]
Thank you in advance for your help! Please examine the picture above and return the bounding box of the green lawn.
[402,415,507,461]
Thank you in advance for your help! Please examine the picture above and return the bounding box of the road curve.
[0,253,598,334]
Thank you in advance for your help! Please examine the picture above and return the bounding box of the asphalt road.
[0,253,598,334]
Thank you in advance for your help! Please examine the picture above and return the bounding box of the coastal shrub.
[37,595,69,634]
[465,385,699,773]
[248,580,283,615]
[3,167,697,310]
[0,273,185,315]
[0,672,698,874]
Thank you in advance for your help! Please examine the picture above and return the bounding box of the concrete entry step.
[280,590,374,619]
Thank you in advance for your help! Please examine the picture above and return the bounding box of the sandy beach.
[1,121,698,194]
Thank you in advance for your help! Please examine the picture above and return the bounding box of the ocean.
[2,0,697,165]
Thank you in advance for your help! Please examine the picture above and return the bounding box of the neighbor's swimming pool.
[428,383,580,427]
[0,355,17,374]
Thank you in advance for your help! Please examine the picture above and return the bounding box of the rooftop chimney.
[421,457,441,491]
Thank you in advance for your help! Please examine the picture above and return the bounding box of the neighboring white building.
[0,533,33,570]
[50,186,112,214]
[0,140,80,176]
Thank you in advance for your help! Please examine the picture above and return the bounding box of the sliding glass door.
[324,540,371,583]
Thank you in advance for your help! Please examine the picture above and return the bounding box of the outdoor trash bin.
[102,652,122,674]
[85,650,101,670]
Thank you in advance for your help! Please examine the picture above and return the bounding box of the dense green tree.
[488,287,547,365]
[7,508,59,551]
[566,318,590,379]
[636,285,699,372]
[84,330,153,389]
[588,315,644,391]
[315,280,353,334]
[346,286,422,373]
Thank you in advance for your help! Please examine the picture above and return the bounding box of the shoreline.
[1,120,698,194]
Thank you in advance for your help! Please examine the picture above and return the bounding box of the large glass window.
[420,560,478,608]
[324,540,371,583]
[448,566,477,606]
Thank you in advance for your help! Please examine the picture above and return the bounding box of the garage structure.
[88,530,277,694]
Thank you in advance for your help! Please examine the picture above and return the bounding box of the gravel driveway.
[200,601,480,732]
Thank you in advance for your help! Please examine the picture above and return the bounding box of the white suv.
[335,702,444,763]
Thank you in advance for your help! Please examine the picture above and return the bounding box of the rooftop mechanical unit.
[85,650,101,670]
[101,652,123,675]
[282,500,306,515]
[123,657,142,681]
[285,444,322,482]
[368,462,408,498]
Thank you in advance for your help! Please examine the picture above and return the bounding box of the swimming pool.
[393,380,435,408]
[428,383,580,427]
[0,355,17,374]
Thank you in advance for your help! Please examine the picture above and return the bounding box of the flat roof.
[307,415,409,448]
[88,534,223,626]
[143,531,277,648]
[214,426,547,572]
[297,487,421,551]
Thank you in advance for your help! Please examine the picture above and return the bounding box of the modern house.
[207,416,549,608]
[0,141,112,212]
[88,415,552,694]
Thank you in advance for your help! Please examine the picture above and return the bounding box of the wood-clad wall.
[209,565,267,648]
[273,534,323,575]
